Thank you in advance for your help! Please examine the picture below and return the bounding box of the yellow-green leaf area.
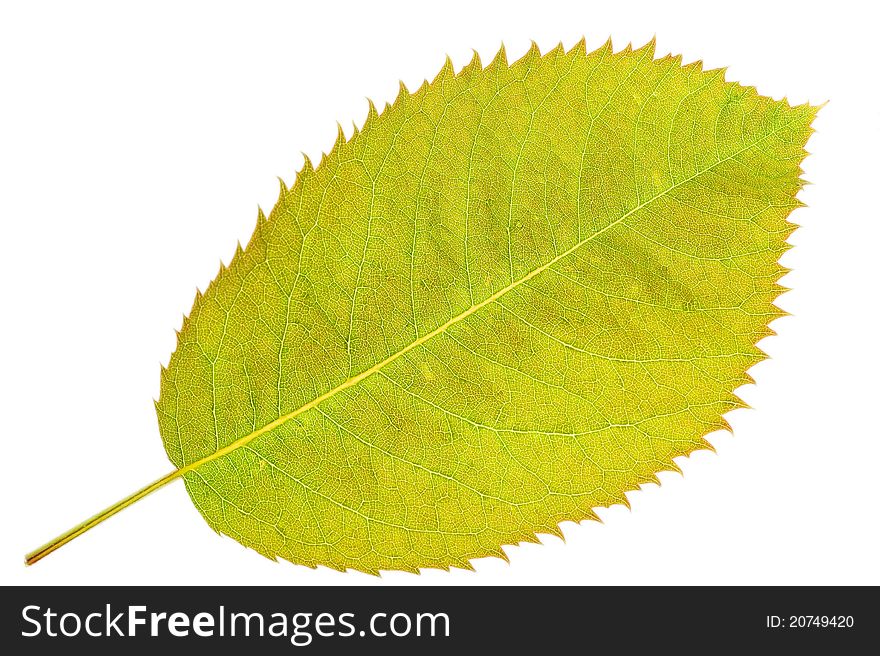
[156,39,817,573]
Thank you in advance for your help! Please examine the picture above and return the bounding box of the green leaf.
[27,39,819,573]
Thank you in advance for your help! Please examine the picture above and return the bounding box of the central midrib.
[174,119,792,481]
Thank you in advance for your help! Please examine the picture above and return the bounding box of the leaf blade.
[154,40,818,573]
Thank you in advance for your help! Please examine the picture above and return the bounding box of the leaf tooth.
[190,289,206,317]
[357,566,382,577]
[464,48,482,73]
[488,42,507,70]
[432,55,454,84]
[509,42,535,70]
[692,436,717,456]
[778,222,799,243]
[582,508,601,523]
[747,337,770,358]
[684,57,704,74]
[664,457,687,474]
[245,210,265,250]
[768,309,791,326]
[350,119,360,139]
[769,281,791,300]
[542,522,564,539]
[569,36,586,57]
[276,176,288,198]
[774,264,793,280]
[395,79,409,106]
[546,40,564,60]
[334,121,346,147]
[717,417,734,434]
[361,97,379,132]
[444,53,455,75]
[322,560,348,574]
[299,153,314,175]
[770,308,791,325]
[732,394,752,411]
[524,39,541,62]
[457,559,476,572]
[777,232,796,251]
[396,563,421,575]
[253,207,268,241]
[495,547,511,563]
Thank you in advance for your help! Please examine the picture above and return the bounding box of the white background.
[2,0,878,586]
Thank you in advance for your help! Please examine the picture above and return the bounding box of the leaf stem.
[25,469,182,566]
